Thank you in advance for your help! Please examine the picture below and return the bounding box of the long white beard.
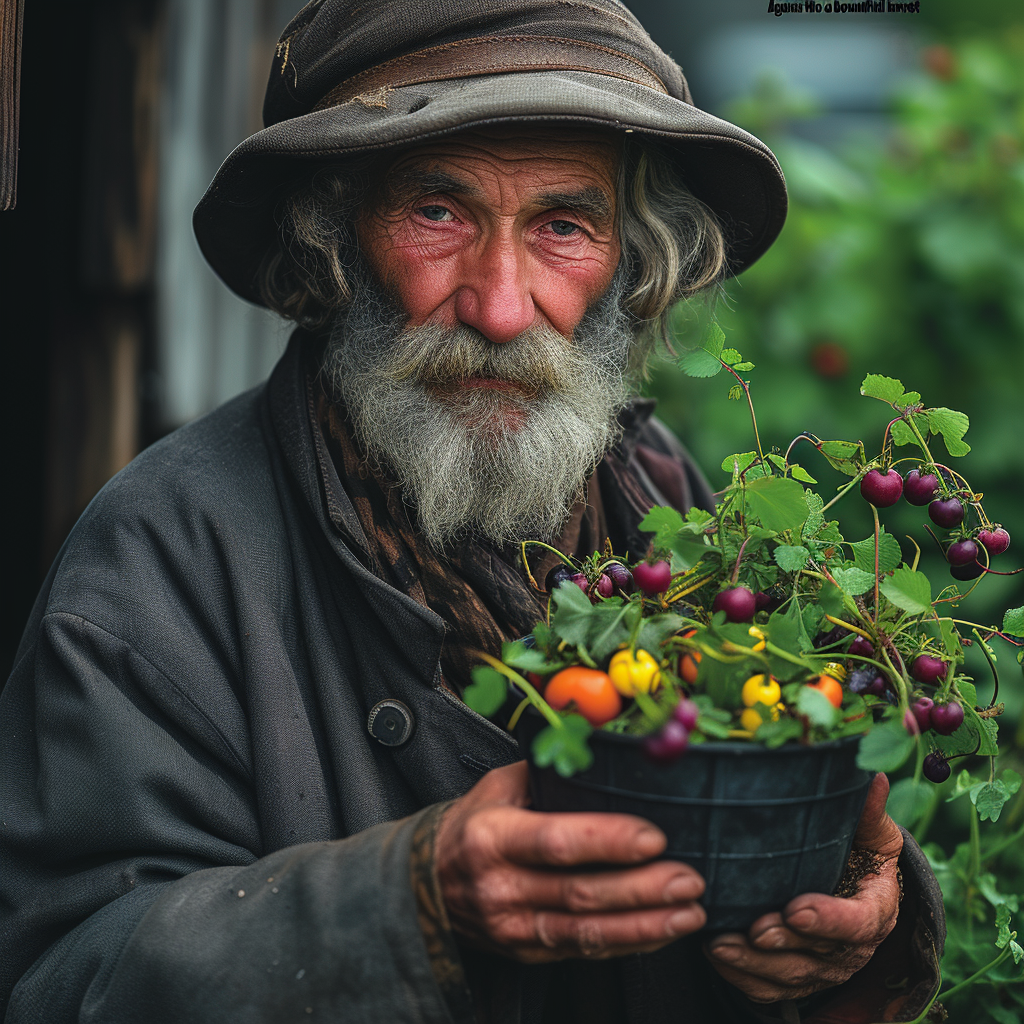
[323,270,642,550]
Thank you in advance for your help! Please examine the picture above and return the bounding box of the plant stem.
[871,505,881,624]
[904,945,1013,1022]
[475,652,564,730]
[824,615,874,641]
[820,474,864,513]
[721,362,764,463]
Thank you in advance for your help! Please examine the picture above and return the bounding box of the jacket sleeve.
[0,611,466,1024]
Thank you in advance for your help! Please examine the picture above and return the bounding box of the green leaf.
[928,407,971,457]
[549,581,598,646]
[744,477,810,533]
[850,530,903,576]
[880,567,933,616]
[733,362,756,371]
[721,451,759,475]
[787,464,817,484]
[639,505,685,544]
[997,904,1013,947]
[531,716,593,778]
[1003,607,1024,638]
[1011,939,1024,965]
[818,582,846,619]
[886,778,934,830]
[818,440,865,477]
[679,348,723,378]
[720,347,742,365]
[685,507,714,527]
[860,374,906,404]
[589,602,639,662]
[774,545,810,573]
[701,322,726,357]
[636,613,685,657]
[670,536,713,572]
[500,641,566,676]
[832,566,876,596]
[767,608,802,657]
[728,385,744,401]
[939,618,963,659]
[757,717,804,748]
[464,666,508,718]
[856,719,916,773]
[797,685,840,728]
[803,492,825,536]
[974,782,1012,823]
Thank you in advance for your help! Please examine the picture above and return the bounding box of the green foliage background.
[645,36,1024,1018]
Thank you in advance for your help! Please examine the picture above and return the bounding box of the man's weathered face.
[326,129,636,550]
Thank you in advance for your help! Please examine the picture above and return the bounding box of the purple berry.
[847,667,875,695]
[931,702,965,736]
[848,636,875,659]
[978,528,1010,556]
[860,469,904,508]
[595,574,614,599]
[673,699,699,731]
[911,655,947,685]
[923,752,951,784]
[712,586,757,623]
[929,497,965,529]
[912,697,934,732]
[867,676,887,696]
[570,572,589,594]
[603,562,634,596]
[545,564,575,592]
[904,469,940,506]
[951,561,985,581]
[946,539,980,567]
[633,560,672,597]
[643,720,689,764]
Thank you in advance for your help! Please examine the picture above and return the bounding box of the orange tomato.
[808,674,844,708]
[545,667,622,726]
[678,629,702,685]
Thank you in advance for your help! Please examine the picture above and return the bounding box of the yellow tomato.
[748,626,767,652]
[608,648,662,697]
[741,674,781,708]
[740,707,764,732]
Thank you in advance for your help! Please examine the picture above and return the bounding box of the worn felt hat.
[193,0,788,306]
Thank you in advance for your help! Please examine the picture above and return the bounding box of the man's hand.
[704,773,903,1003]
[435,761,706,963]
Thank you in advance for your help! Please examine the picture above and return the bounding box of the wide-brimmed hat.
[193,0,788,306]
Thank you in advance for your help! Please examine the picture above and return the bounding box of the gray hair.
[258,137,727,336]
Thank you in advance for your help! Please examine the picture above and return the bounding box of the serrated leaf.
[898,391,922,406]
[720,348,742,365]
[686,507,714,526]
[635,613,684,658]
[886,778,934,829]
[974,782,1012,822]
[856,719,916,773]
[939,618,962,659]
[997,904,1013,947]
[680,348,723,378]
[745,477,810,533]
[767,608,802,657]
[549,581,598,646]
[464,666,508,717]
[638,506,685,552]
[701,322,726,357]
[832,566,876,596]
[798,685,840,728]
[817,582,845,618]
[1011,940,1024,965]
[774,545,810,572]
[531,716,593,778]
[818,440,865,477]
[880,567,932,616]
[803,492,825,536]
[861,374,906,404]
[501,641,566,676]
[928,407,971,457]
[1003,607,1024,638]
[722,452,759,475]
[589,602,639,662]
[670,536,712,571]
[850,530,903,575]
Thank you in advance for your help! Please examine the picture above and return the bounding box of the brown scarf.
[309,375,662,696]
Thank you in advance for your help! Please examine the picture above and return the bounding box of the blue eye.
[549,220,579,236]
[418,205,452,222]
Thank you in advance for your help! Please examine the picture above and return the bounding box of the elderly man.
[0,1,942,1022]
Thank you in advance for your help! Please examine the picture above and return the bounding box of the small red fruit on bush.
[633,560,671,597]
[904,469,939,506]
[929,497,964,528]
[712,587,757,623]
[978,527,1010,556]
[931,702,965,736]
[911,655,947,685]
[860,469,903,508]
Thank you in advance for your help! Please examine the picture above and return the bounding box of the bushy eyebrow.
[379,167,613,226]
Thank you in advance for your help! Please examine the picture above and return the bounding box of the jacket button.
[367,700,415,747]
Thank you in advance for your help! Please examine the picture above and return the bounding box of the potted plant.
[465,328,1024,931]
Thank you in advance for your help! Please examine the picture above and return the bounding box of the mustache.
[379,322,585,394]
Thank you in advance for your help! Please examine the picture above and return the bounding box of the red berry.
[946,539,980,567]
[642,720,689,764]
[673,699,699,731]
[570,573,589,594]
[595,574,614,599]
[951,561,985,581]
[860,469,903,508]
[912,697,934,732]
[931,702,964,736]
[911,655,947,685]
[712,586,757,623]
[978,528,1010,556]
[603,562,634,595]
[866,676,887,696]
[904,469,940,506]
[923,752,951,783]
[929,497,964,528]
[633,560,672,597]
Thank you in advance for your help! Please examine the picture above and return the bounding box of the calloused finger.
[494,807,668,867]
[706,945,865,999]
[781,871,900,946]
[514,860,704,914]
[530,903,707,958]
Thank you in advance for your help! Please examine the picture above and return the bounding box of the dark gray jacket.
[0,337,942,1023]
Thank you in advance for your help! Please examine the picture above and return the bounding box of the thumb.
[854,773,902,856]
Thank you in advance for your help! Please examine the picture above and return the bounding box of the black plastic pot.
[515,711,872,932]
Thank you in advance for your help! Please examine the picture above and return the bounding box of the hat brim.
[193,70,787,306]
